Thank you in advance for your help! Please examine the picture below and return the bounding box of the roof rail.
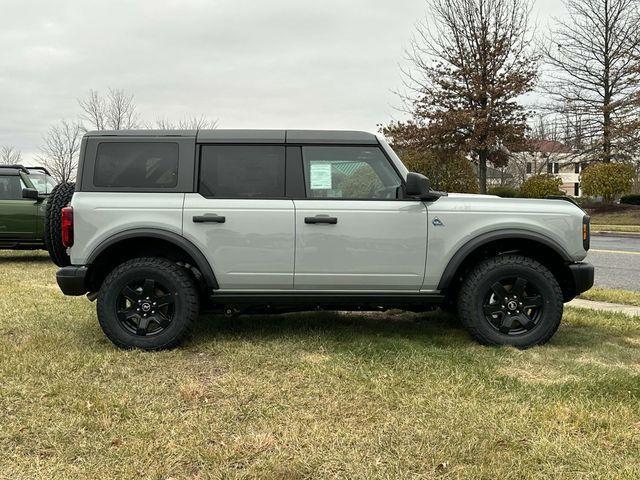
[24,166,52,176]
[1,164,29,173]
[0,164,52,176]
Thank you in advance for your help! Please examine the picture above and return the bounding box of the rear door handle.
[193,215,226,223]
[304,215,338,225]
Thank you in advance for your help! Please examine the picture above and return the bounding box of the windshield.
[28,173,57,194]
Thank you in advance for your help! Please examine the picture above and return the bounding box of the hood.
[445,193,499,199]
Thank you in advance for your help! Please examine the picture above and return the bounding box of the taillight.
[61,207,74,248]
[582,215,590,251]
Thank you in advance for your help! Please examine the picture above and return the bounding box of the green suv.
[0,165,57,250]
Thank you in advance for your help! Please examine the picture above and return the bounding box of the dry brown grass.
[1,251,640,479]
[588,204,640,226]
[581,287,640,306]
[591,224,640,233]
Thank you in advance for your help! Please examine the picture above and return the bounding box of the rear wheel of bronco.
[457,254,563,348]
[44,181,75,267]
[97,257,199,350]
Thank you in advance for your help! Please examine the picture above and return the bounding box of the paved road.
[587,234,640,291]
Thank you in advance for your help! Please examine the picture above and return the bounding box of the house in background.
[509,140,588,196]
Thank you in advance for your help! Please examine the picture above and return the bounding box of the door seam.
[292,199,297,289]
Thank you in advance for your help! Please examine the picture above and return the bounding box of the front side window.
[199,145,285,198]
[28,173,57,194]
[302,146,401,199]
[94,142,179,188]
[0,175,26,200]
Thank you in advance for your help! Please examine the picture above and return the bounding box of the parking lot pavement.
[587,234,640,291]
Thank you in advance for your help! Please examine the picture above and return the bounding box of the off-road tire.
[44,182,75,267]
[457,254,563,348]
[97,257,199,350]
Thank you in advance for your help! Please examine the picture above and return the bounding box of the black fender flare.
[437,229,572,291]
[86,228,219,289]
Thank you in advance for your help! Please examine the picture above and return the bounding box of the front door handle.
[193,215,226,223]
[304,215,338,225]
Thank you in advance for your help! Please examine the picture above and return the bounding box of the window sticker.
[309,162,332,189]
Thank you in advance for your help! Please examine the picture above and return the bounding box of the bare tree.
[0,145,22,165]
[388,0,539,193]
[78,90,106,131]
[152,115,218,130]
[37,121,82,183]
[543,0,640,162]
[78,88,139,131]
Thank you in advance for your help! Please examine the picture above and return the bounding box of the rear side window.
[94,142,179,188]
[0,175,26,200]
[199,145,285,198]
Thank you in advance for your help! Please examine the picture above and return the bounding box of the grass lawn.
[581,287,640,307]
[587,204,640,227]
[1,251,640,479]
[591,224,640,233]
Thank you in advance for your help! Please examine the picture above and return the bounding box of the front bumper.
[56,266,89,296]
[568,262,594,295]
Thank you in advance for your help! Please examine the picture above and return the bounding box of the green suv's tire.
[97,257,199,350]
[44,182,75,267]
[457,254,563,348]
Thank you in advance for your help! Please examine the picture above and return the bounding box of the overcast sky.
[0,0,566,162]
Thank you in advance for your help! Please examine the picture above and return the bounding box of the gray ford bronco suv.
[49,129,594,350]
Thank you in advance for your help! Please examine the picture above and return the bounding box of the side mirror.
[405,172,431,197]
[405,172,447,201]
[22,187,39,200]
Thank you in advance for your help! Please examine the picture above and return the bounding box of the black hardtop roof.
[0,165,52,176]
[0,167,22,175]
[83,129,379,145]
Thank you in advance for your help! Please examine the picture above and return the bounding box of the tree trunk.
[603,107,612,162]
[478,150,488,193]
[602,0,611,163]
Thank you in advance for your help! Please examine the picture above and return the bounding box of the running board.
[207,292,445,313]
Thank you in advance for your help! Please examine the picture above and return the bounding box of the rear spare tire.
[44,182,75,267]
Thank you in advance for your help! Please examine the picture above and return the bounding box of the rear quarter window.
[94,142,179,188]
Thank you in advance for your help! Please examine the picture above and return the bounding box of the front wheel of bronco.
[97,257,199,350]
[457,254,563,348]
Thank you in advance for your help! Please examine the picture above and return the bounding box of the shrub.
[575,196,602,208]
[581,163,635,203]
[519,174,564,198]
[620,194,640,205]
[488,186,519,198]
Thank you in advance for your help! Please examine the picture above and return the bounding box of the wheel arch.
[437,229,576,301]
[86,228,219,291]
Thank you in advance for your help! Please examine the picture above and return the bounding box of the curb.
[591,230,640,238]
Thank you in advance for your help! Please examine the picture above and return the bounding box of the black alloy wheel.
[481,276,544,336]
[116,278,176,337]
